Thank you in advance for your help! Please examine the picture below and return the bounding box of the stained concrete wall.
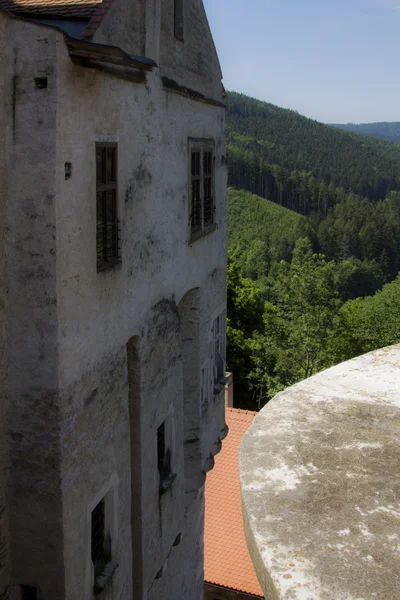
[54,40,226,596]
[94,0,222,102]
[2,17,66,600]
[92,0,145,55]
[160,0,223,101]
[1,2,226,598]
[0,12,11,600]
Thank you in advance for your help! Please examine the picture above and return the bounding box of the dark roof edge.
[162,76,225,109]
[204,581,264,598]
[0,9,157,71]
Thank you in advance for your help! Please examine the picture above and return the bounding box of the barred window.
[190,143,215,240]
[96,144,120,270]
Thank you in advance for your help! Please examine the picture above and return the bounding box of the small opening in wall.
[65,162,72,180]
[157,419,176,495]
[21,585,37,600]
[174,0,184,41]
[34,77,48,89]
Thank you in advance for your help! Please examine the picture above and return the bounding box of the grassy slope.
[228,188,302,252]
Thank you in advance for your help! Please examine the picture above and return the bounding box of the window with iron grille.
[189,142,215,241]
[96,144,120,270]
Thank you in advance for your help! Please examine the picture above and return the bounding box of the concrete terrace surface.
[239,345,400,600]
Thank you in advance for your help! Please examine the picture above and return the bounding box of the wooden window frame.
[96,143,120,271]
[189,140,216,242]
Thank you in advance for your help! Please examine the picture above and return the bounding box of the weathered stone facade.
[0,1,227,598]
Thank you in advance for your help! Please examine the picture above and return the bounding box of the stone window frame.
[188,138,216,243]
[96,142,121,271]
[85,473,119,598]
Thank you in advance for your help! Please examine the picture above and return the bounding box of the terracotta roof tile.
[0,0,104,21]
[204,408,264,598]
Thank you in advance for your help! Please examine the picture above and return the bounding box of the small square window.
[174,0,184,41]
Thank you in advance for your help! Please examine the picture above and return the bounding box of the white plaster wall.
[54,21,226,600]
[1,4,226,598]
[3,17,66,600]
[92,0,144,56]
[160,0,223,101]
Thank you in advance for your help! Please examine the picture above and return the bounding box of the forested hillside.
[227,187,400,408]
[333,122,400,144]
[227,92,400,206]
[226,93,400,408]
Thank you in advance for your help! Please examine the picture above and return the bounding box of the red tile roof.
[0,0,103,18]
[204,408,264,598]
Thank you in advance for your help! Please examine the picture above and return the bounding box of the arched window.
[174,0,184,41]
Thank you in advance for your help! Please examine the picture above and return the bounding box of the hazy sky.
[202,0,400,123]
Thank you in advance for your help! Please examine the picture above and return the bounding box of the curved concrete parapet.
[239,346,400,600]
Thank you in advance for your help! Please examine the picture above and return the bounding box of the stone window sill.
[93,561,118,596]
[97,258,122,273]
[159,472,177,496]
[190,223,217,244]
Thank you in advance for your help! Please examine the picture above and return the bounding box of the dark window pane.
[97,191,105,225]
[106,190,116,222]
[157,422,166,474]
[191,180,201,232]
[96,147,105,184]
[204,151,212,175]
[191,151,200,177]
[91,499,105,567]
[96,192,106,263]
[106,147,116,183]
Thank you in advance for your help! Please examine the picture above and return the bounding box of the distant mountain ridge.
[332,122,400,144]
[227,91,400,208]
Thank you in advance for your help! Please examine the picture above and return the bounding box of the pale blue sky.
[203,0,400,123]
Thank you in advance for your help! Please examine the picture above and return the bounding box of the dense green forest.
[226,93,400,408]
[333,122,400,144]
[227,92,400,206]
[227,169,400,407]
